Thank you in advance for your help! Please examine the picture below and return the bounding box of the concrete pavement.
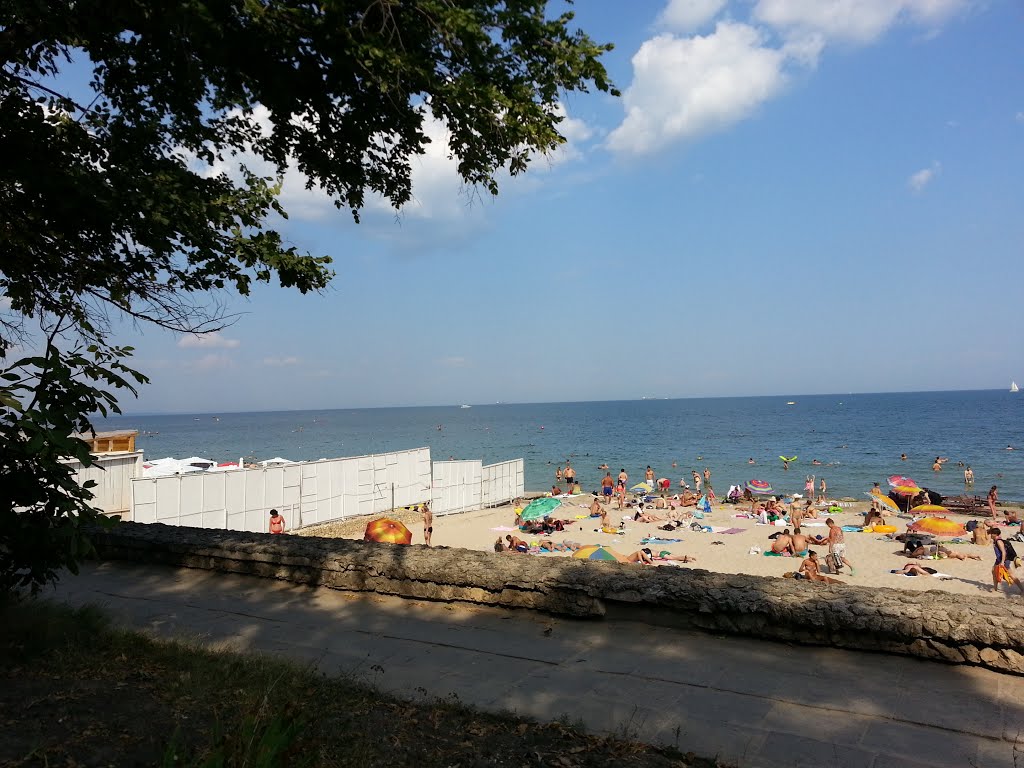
[49,562,1024,767]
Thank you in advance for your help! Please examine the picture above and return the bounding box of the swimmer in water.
[748,458,755,464]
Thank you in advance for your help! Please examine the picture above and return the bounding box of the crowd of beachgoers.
[296,459,1024,598]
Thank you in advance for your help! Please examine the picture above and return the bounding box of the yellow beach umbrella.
[872,494,900,513]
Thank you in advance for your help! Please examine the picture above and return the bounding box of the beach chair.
[942,495,989,517]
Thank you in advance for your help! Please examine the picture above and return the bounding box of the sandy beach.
[295,492,1024,600]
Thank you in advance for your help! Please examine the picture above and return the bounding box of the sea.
[97,390,1024,502]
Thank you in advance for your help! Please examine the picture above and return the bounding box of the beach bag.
[690,521,704,532]
[1004,539,1018,560]
[827,552,843,572]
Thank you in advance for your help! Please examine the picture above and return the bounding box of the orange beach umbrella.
[364,518,413,545]
[908,516,966,537]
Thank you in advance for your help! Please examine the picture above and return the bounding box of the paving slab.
[48,562,1024,767]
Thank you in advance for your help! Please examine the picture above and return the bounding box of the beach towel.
[890,570,953,579]
[841,525,862,532]
[490,526,517,532]
[801,521,827,527]
[763,551,792,557]
[641,537,683,544]
[709,527,745,535]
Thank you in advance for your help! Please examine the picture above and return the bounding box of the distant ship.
[460,404,471,409]
[1012,381,1020,393]
[786,401,796,405]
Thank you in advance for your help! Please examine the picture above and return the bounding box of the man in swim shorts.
[601,472,614,500]
[790,527,810,557]
[825,518,855,575]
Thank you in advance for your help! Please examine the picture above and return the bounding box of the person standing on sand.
[422,501,433,546]
[988,486,999,518]
[618,468,629,487]
[965,466,974,486]
[268,509,286,534]
[824,518,854,574]
[692,470,702,493]
[819,477,827,499]
[564,462,576,490]
[601,472,614,501]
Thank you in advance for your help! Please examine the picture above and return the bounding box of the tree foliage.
[0,0,615,590]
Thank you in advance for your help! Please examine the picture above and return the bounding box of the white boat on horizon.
[460,404,472,409]
[1012,381,1019,393]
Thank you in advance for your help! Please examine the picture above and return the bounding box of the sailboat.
[1012,381,1020,393]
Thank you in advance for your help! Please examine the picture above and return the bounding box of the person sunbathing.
[769,530,794,555]
[633,504,665,523]
[934,545,981,561]
[796,551,843,584]
[892,562,939,577]
[537,539,569,552]
[654,551,697,563]
[626,548,654,564]
[864,508,885,528]
[790,527,810,556]
[505,534,528,552]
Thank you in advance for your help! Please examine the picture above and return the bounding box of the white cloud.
[195,103,594,227]
[607,23,793,155]
[177,332,241,350]
[908,161,941,192]
[752,0,970,45]
[263,356,300,367]
[659,0,728,32]
[185,353,235,371]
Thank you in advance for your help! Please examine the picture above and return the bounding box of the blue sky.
[94,0,1023,413]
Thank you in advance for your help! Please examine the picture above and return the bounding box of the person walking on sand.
[825,518,854,575]
[268,509,286,534]
[990,528,1024,594]
[422,501,433,546]
[988,486,999,518]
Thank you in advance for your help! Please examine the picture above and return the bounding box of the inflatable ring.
[872,525,897,533]
[861,526,873,533]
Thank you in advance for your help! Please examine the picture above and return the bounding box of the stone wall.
[90,523,1024,674]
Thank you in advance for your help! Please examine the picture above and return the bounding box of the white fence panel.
[130,447,434,533]
[431,460,482,515]
[65,452,144,518]
[481,459,524,508]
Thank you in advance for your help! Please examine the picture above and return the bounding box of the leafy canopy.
[0,0,615,590]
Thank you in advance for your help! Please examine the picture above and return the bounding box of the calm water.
[98,391,1024,500]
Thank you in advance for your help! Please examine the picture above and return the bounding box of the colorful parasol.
[908,516,966,537]
[868,493,900,513]
[745,479,774,495]
[363,518,412,545]
[630,482,653,494]
[891,485,923,496]
[519,497,563,521]
[888,475,917,488]
[572,545,629,563]
[910,504,950,516]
